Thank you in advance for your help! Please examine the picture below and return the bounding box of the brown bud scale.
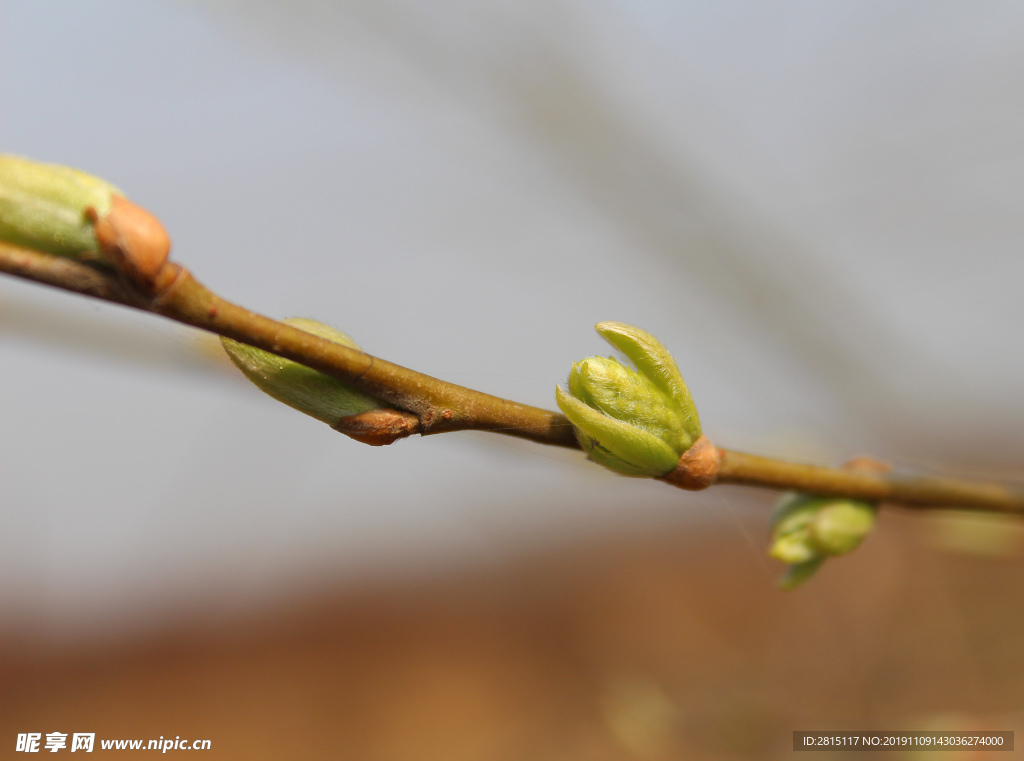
[333,409,420,446]
[90,195,171,292]
[659,435,720,490]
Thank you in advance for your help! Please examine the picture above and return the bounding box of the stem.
[0,240,576,447]
[1,238,1022,515]
[716,449,1024,514]
[161,273,576,445]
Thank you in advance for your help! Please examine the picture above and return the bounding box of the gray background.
[1,0,1021,639]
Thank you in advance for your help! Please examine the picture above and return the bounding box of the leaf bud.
[556,322,701,477]
[769,492,877,588]
[221,318,387,426]
[0,154,170,290]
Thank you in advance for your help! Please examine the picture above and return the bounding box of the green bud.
[768,493,827,564]
[769,492,877,588]
[810,499,877,555]
[556,322,701,477]
[595,322,701,444]
[0,154,120,258]
[0,154,172,290]
[221,318,387,425]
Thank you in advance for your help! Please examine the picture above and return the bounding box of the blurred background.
[1,1,1023,758]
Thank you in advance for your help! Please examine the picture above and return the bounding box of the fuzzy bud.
[556,322,701,477]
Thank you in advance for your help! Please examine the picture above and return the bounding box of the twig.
[2,238,1022,515]
[714,450,1024,514]
[0,240,577,447]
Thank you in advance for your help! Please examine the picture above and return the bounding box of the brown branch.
[2,238,1022,516]
[714,449,1024,515]
[0,240,577,448]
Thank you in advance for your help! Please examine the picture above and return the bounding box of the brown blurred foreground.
[3,502,1023,760]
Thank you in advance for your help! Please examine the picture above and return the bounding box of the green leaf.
[556,387,680,477]
[595,322,701,441]
[777,558,826,590]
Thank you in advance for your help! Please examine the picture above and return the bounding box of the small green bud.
[221,318,387,425]
[768,493,827,564]
[0,154,120,257]
[556,322,701,477]
[810,500,877,556]
[0,154,172,290]
[769,492,877,588]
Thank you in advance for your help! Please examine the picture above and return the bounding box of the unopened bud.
[769,492,877,588]
[0,154,170,290]
[221,318,387,425]
[810,499,877,556]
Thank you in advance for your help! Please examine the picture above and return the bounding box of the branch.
[2,239,1022,515]
[714,450,1024,515]
[0,239,576,447]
